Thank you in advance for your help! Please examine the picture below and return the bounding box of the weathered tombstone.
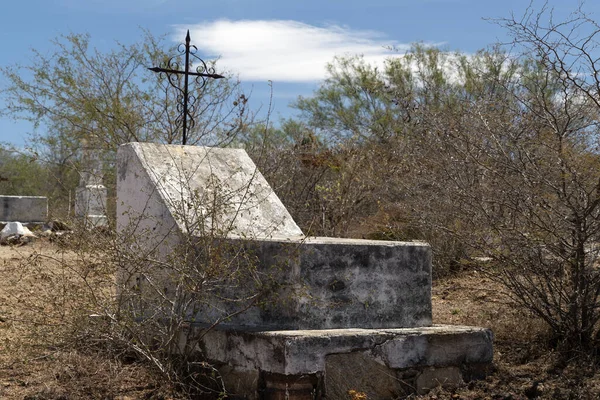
[116,143,494,399]
[75,140,107,228]
[117,142,303,240]
[0,195,48,223]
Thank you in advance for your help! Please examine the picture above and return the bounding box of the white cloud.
[173,20,410,82]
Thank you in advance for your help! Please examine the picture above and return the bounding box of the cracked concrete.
[196,325,493,376]
[195,325,493,399]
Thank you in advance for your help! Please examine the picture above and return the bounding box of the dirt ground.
[0,239,169,400]
[1,239,600,399]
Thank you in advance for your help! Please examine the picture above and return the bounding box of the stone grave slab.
[0,195,48,223]
[117,143,431,330]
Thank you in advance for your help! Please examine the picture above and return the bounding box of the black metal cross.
[149,30,225,145]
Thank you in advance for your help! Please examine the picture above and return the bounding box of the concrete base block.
[196,325,493,399]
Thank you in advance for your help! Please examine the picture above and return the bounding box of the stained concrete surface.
[117,143,303,239]
[193,236,432,330]
[197,325,493,399]
[0,196,47,223]
[197,325,493,376]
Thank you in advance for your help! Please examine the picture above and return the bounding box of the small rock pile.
[0,220,72,246]
[0,221,37,245]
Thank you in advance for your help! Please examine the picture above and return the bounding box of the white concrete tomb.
[115,142,494,399]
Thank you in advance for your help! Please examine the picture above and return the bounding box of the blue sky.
[0,0,596,147]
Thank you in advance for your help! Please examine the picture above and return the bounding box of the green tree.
[1,32,252,216]
[0,148,48,196]
[289,20,600,352]
[2,32,250,152]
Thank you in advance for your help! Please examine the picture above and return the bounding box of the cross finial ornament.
[149,30,225,145]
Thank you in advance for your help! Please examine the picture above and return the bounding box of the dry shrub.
[0,238,168,399]
[0,215,269,399]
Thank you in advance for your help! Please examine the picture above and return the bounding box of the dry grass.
[428,269,600,399]
[2,240,600,399]
[0,239,180,399]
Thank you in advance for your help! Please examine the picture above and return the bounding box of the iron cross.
[149,30,225,145]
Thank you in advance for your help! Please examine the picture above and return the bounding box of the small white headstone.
[75,140,108,228]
